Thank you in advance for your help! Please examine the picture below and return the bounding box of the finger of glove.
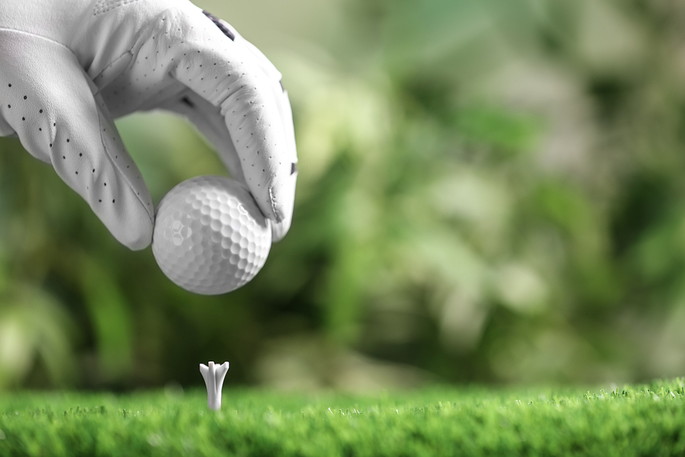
[204,14,298,180]
[170,9,297,233]
[160,90,292,240]
[235,37,298,241]
[0,32,154,250]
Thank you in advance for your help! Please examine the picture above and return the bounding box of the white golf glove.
[0,0,297,250]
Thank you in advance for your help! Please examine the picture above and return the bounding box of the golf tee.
[199,361,230,410]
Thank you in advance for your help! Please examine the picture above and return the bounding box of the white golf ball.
[152,176,272,295]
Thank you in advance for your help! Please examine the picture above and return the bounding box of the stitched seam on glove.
[96,109,154,221]
[91,51,134,92]
[0,27,70,52]
[93,0,144,16]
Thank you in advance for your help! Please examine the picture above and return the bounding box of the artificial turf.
[1,379,684,457]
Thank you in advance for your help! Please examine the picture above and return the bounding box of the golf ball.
[152,176,272,295]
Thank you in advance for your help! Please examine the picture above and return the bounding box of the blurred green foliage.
[3,0,685,390]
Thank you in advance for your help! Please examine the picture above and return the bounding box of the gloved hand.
[0,0,297,250]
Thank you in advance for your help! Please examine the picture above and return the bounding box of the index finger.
[169,7,297,233]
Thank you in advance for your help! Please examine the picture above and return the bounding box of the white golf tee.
[199,361,230,410]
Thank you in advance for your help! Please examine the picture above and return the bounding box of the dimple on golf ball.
[152,176,272,295]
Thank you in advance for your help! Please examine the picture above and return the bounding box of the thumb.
[0,32,153,250]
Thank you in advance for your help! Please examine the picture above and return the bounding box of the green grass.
[1,379,685,457]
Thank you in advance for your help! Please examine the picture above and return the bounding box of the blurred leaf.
[454,105,540,157]
[0,284,76,388]
[79,256,134,384]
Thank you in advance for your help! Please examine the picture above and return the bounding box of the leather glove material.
[0,0,298,249]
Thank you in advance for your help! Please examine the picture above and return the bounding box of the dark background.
[2,0,685,391]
